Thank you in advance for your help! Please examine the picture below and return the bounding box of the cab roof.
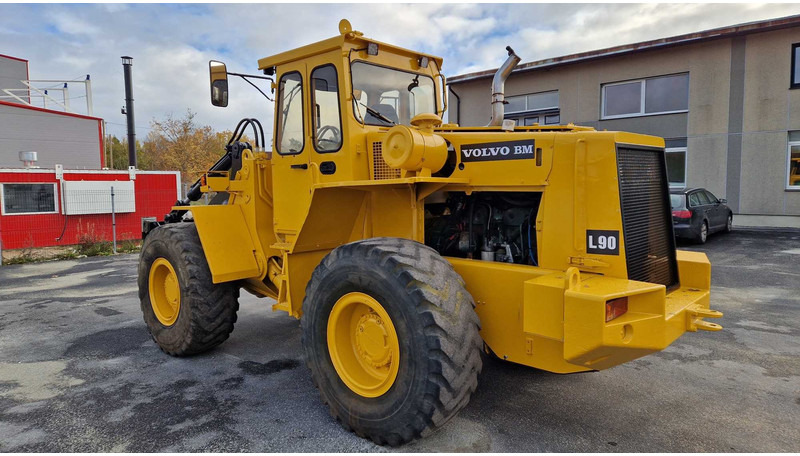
[257,19,443,71]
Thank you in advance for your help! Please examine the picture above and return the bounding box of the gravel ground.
[0,229,798,452]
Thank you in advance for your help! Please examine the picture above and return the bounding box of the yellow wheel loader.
[138,19,723,446]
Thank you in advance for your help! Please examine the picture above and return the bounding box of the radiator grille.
[617,146,679,288]
[372,142,400,180]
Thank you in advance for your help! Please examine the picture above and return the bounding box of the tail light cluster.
[672,210,691,219]
[605,297,629,322]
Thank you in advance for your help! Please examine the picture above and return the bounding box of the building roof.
[0,53,28,63]
[448,14,800,84]
[0,100,103,122]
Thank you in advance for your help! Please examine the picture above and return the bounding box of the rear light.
[605,297,628,322]
[672,210,691,219]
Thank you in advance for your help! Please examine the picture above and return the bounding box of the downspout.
[448,85,461,126]
[486,46,521,127]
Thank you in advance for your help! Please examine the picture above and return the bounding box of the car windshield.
[350,61,436,126]
[670,194,684,208]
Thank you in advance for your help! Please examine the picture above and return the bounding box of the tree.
[141,110,232,184]
[104,136,145,170]
[104,110,252,185]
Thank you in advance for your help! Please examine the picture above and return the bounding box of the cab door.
[271,63,313,242]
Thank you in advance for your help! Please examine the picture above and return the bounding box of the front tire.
[138,223,239,356]
[725,214,733,233]
[301,238,482,446]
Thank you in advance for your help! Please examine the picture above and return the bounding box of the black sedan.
[670,188,733,244]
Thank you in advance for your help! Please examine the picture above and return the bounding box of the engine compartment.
[424,192,542,265]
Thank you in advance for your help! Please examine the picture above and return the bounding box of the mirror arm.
[227,71,273,81]
[234,74,274,101]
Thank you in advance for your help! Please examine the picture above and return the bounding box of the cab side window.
[311,65,342,153]
[276,72,304,155]
[703,190,718,203]
[697,192,713,205]
[688,192,701,207]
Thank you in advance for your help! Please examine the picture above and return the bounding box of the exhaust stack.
[486,46,521,127]
[121,56,137,168]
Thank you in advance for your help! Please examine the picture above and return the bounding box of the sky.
[2,2,800,140]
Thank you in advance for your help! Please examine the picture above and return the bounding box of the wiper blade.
[359,102,395,125]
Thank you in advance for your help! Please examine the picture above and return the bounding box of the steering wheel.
[316,125,341,150]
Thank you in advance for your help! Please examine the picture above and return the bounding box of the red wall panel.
[0,171,179,249]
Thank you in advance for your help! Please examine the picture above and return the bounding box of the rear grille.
[617,146,679,288]
[372,142,400,180]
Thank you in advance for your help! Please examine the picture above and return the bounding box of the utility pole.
[121,56,137,168]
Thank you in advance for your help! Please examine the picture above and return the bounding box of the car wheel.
[696,220,708,244]
[725,214,733,233]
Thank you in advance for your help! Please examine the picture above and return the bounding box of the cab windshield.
[350,61,436,126]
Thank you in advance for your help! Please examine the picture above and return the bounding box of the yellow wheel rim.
[149,257,181,326]
[327,292,400,398]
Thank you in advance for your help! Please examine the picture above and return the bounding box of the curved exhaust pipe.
[486,46,521,127]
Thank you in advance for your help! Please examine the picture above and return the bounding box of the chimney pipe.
[486,46,521,127]
[18,151,38,168]
[121,56,137,168]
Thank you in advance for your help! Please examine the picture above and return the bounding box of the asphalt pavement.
[0,229,798,451]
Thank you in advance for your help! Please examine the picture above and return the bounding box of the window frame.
[791,43,800,90]
[275,70,305,156]
[504,90,560,126]
[703,190,719,204]
[665,146,688,189]
[787,134,800,190]
[0,182,59,216]
[504,90,559,115]
[348,60,437,127]
[601,73,689,120]
[687,191,701,208]
[310,64,344,154]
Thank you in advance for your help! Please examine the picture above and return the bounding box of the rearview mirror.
[209,60,228,107]
[719,198,727,204]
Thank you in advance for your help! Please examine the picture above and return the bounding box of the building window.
[666,148,687,188]
[601,73,689,119]
[1,183,58,215]
[788,131,800,189]
[505,90,560,125]
[665,138,687,188]
[792,43,800,89]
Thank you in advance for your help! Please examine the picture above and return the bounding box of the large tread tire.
[301,237,482,446]
[138,223,239,356]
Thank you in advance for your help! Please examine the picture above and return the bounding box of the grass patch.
[2,232,142,265]
[76,232,114,257]
[118,239,141,253]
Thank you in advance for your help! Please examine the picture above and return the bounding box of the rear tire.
[301,237,482,446]
[696,220,709,244]
[138,223,239,356]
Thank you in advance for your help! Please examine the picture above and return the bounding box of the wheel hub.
[327,292,400,398]
[355,311,392,368]
[149,258,181,326]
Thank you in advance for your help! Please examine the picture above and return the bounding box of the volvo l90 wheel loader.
[138,19,723,446]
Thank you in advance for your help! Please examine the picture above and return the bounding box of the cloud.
[1,3,799,142]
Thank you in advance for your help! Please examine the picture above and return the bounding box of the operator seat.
[365,103,399,125]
